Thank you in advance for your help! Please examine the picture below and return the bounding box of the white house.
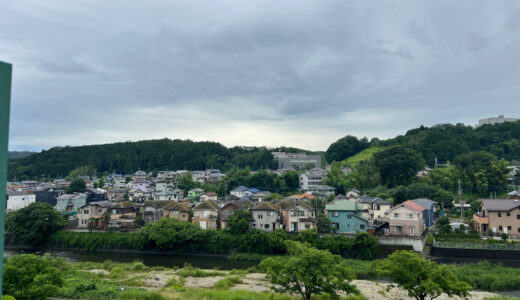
[230,186,253,198]
[6,191,36,211]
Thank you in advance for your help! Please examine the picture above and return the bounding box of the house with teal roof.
[325,199,368,233]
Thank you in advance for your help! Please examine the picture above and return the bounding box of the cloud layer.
[2,1,520,151]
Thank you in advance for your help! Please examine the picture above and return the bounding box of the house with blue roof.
[231,186,253,198]
[325,198,368,233]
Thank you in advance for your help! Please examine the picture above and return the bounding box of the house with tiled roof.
[325,198,367,233]
[276,199,315,233]
[192,200,219,230]
[200,192,218,202]
[230,186,253,198]
[357,195,392,222]
[387,200,425,237]
[78,201,111,229]
[413,198,437,228]
[220,199,253,229]
[163,202,191,222]
[474,198,520,237]
[250,202,281,232]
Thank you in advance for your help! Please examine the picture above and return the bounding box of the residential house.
[230,186,253,198]
[34,187,64,206]
[358,195,392,222]
[220,199,252,229]
[325,199,367,233]
[78,201,111,229]
[287,193,315,201]
[200,192,218,202]
[250,202,281,232]
[413,198,437,228]
[53,179,70,189]
[56,193,88,212]
[86,188,107,202]
[142,200,171,223]
[306,185,335,199]
[187,188,205,201]
[250,191,272,202]
[192,200,219,230]
[346,189,361,200]
[508,190,520,200]
[387,200,425,237]
[276,199,315,233]
[154,189,183,201]
[6,191,36,211]
[21,180,39,190]
[473,199,520,237]
[163,202,191,222]
[110,201,139,225]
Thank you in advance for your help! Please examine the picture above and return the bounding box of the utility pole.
[458,179,463,218]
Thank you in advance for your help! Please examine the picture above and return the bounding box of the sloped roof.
[87,201,111,208]
[231,186,249,192]
[373,198,391,205]
[413,198,436,209]
[164,202,191,212]
[325,199,362,211]
[276,199,313,211]
[288,193,315,200]
[193,200,218,211]
[112,201,139,209]
[358,195,374,203]
[402,200,425,212]
[482,199,520,212]
[251,202,277,211]
[144,200,172,208]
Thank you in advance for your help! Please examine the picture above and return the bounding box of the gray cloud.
[2,0,520,151]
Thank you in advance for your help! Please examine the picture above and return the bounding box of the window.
[305,223,310,229]
[518,228,520,233]
[98,209,102,213]
[290,210,298,217]
[258,214,263,219]
[393,213,400,218]
[508,226,512,231]
[172,210,179,215]
[83,210,89,214]
[407,214,413,219]
[517,214,520,220]
[182,214,186,218]
[395,226,402,232]
[265,224,270,229]
[499,226,503,231]
[267,211,275,217]
[360,224,365,229]
[498,213,502,217]
[347,214,352,219]
[332,211,339,217]
[507,213,511,217]
[410,226,415,235]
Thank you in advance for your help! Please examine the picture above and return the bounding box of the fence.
[434,240,520,250]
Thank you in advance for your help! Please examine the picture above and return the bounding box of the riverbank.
[43,259,503,300]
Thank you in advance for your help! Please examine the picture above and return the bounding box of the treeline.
[7,139,314,180]
[326,121,520,165]
[47,218,376,260]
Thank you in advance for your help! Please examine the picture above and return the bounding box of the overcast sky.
[2,1,520,152]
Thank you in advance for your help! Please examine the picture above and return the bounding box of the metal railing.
[434,240,520,250]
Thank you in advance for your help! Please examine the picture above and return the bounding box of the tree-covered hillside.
[8,151,36,160]
[7,139,293,180]
[327,121,520,166]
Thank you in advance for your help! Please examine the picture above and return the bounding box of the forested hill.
[326,120,520,166]
[7,139,312,180]
[8,151,36,160]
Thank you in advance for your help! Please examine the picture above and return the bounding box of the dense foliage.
[375,250,472,300]
[454,261,520,291]
[6,202,67,246]
[66,178,87,193]
[325,135,371,163]
[7,139,286,179]
[260,241,359,300]
[3,254,63,300]
[45,220,377,260]
[373,146,425,187]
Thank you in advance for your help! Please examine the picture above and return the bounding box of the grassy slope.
[341,147,386,168]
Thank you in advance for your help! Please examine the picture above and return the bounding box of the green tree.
[375,250,471,300]
[177,172,198,192]
[348,159,381,192]
[66,178,87,193]
[3,254,63,300]
[97,176,105,188]
[87,217,96,232]
[6,202,66,246]
[227,210,252,235]
[374,146,425,187]
[280,170,300,191]
[326,162,351,194]
[436,216,452,234]
[353,232,377,260]
[316,213,331,234]
[66,165,96,179]
[326,135,370,163]
[260,241,359,300]
[101,210,111,231]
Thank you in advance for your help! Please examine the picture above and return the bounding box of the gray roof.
[413,198,437,209]
[231,186,249,192]
[84,201,111,208]
[482,199,520,212]
[358,195,374,203]
[372,198,391,205]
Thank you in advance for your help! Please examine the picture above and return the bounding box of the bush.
[214,276,242,290]
[3,254,63,300]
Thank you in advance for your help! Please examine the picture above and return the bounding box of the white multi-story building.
[6,191,36,211]
[299,169,326,190]
[475,115,518,128]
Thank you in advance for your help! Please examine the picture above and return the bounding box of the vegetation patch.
[342,147,386,167]
[214,276,243,290]
[454,261,520,291]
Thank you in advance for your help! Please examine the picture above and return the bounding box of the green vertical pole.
[0,61,12,295]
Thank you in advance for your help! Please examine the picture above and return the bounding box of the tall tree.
[374,146,425,187]
[376,250,471,300]
[326,135,370,163]
[66,178,87,193]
